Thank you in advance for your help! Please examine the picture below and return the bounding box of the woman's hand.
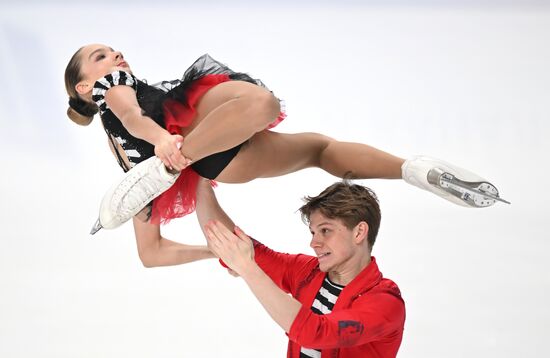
[154,133,191,171]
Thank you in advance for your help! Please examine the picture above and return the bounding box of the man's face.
[308,211,361,274]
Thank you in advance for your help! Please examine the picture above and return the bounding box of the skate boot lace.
[112,171,163,219]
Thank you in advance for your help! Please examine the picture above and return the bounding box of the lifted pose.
[64,44,508,240]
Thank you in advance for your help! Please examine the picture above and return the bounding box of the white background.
[0,1,549,357]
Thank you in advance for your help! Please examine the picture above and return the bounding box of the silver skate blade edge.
[90,218,103,235]
[440,177,511,205]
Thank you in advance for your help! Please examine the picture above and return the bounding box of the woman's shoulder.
[94,70,138,91]
[92,70,139,113]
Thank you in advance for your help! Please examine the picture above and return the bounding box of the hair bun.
[67,107,93,126]
[67,96,98,126]
[68,97,98,116]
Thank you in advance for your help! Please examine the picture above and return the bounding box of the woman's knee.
[242,90,280,128]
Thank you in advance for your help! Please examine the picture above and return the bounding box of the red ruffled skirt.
[150,74,286,225]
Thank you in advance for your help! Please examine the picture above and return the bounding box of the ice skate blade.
[427,168,510,207]
[90,218,103,235]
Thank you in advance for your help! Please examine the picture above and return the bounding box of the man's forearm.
[240,262,302,333]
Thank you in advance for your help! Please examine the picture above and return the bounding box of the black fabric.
[107,132,130,173]
[191,143,244,179]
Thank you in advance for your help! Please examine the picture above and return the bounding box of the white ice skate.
[90,156,180,234]
[401,155,510,208]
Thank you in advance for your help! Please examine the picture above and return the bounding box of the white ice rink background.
[0,1,549,357]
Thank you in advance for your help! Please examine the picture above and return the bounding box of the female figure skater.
[65,44,506,265]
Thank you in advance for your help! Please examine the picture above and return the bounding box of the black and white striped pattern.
[92,70,138,114]
[300,277,345,358]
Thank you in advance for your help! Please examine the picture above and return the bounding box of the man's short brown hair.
[299,181,381,248]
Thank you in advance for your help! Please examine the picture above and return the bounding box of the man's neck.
[328,254,372,286]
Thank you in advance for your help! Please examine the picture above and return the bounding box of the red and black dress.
[92,54,285,225]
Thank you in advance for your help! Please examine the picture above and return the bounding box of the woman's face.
[75,44,132,96]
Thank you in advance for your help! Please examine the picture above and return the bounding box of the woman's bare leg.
[176,81,401,181]
[215,131,404,183]
[320,139,404,179]
[179,81,280,162]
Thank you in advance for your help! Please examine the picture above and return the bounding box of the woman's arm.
[195,179,235,236]
[132,216,214,268]
[105,85,188,171]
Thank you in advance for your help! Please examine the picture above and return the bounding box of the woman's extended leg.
[215,131,404,183]
[215,131,507,208]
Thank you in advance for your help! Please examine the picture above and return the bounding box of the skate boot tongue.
[427,168,511,207]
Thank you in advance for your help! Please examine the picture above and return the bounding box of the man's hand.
[204,220,254,275]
